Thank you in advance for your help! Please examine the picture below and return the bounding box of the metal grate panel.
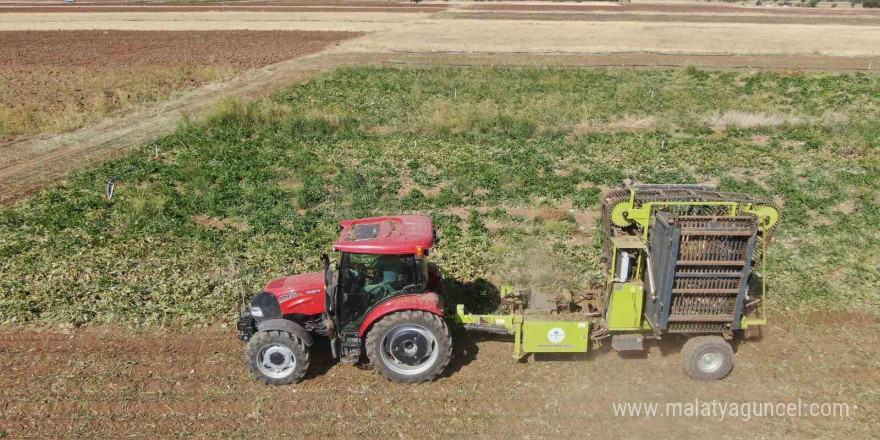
[647,212,759,334]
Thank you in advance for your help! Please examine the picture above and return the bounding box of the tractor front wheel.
[365,311,452,383]
[681,335,734,381]
[246,330,310,385]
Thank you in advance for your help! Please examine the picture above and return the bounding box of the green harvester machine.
[455,183,780,380]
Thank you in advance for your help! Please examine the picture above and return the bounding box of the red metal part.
[333,215,434,255]
[357,292,444,337]
[263,272,325,316]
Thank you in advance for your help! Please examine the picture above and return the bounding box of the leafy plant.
[1,67,877,326]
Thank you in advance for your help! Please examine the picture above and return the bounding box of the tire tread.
[365,310,452,383]
[681,335,734,381]
[245,329,310,385]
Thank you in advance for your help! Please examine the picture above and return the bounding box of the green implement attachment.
[522,321,590,353]
[453,183,777,377]
[454,305,590,358]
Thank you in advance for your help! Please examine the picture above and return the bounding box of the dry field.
[343,18,879,56]
[0,29,359,137]
[0,3,879,439]
[1,312,877,439]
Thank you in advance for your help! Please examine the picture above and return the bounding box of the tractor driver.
[362,255,412,298]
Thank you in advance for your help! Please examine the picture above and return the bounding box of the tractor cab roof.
[333,215,434,255]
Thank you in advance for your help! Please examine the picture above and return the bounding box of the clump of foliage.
[1,67,878,326]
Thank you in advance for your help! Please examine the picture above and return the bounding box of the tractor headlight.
[250,306,264,318]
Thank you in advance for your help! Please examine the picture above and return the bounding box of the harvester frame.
[454,182,779,380]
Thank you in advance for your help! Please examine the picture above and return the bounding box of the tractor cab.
[333,252,421,332]
[324,216,441,361]
[239,215,450,385]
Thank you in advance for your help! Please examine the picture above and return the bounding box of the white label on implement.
[578,322,587,328]
[495,319,506,325]
[548,327,566,344]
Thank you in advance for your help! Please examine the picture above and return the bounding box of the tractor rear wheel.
[365,311,452,383]
[246,330,310,385]
[681,335,734,381]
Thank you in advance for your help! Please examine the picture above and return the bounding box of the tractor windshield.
[338,253,418,332]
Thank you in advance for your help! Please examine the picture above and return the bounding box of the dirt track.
[0,312,876,439]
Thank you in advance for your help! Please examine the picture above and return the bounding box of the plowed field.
[0,30,360,137]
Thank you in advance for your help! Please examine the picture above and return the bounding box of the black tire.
[681,335,734,381]
[365,311,452,383]
[246,330,310,385]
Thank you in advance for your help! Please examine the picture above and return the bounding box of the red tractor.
[237,215,452,384]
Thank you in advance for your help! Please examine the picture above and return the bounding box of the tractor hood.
[264,272,325,298]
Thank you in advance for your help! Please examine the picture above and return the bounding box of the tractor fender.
[256,319,314,347]
[358,292,444,338]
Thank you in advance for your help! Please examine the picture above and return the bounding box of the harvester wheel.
[681,336,734,381]
[365,310,452,383]
[246,330,310,385]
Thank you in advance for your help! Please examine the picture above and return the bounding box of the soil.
[0,6,446,13]
[0,0,440,5]
[0,31,358,72]
[0,4,878,438]
[0,30,359,70]
[344,19,880,57]
[449,11,880,26]
[0,30,361,202]
[0,10,426,32]
[469,2,880,16]
[0,311,876,438]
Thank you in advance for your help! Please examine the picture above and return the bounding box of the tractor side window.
[339,253,417,332]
